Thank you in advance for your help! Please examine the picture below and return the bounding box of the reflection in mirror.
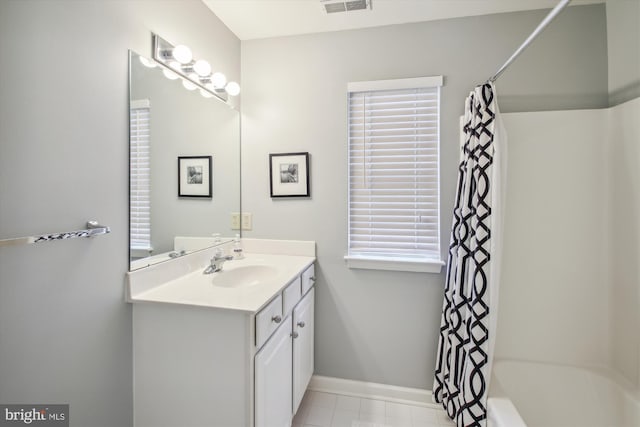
[128,50,240,271]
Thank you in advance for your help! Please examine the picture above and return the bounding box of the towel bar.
[0,221,111,247]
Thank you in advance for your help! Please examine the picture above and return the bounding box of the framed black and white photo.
[269,152,310,198]
[178,156,212,198]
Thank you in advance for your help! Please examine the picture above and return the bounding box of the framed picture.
[269,152,310,198]
[178,156,212,198]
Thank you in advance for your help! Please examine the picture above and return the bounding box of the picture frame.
[269,152,310,198]
[178,155,212,198]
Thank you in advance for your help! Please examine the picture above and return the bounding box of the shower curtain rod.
[488,0,571,83]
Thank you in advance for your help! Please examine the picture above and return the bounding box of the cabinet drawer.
[283,277,302,318]
[256,294,283,349]
[301,264,315,295]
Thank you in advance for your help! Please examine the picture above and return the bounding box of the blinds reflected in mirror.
[130,99,152,253]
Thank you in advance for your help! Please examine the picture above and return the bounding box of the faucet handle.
[212,247,233,261]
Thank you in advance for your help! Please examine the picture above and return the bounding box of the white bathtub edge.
[487,397,528,427]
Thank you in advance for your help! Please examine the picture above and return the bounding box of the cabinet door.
[292,288,314,413]
[255,316,293,427]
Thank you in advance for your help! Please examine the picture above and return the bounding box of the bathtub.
[489,359,640,427]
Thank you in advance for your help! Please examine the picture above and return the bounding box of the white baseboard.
[308,375,439,408]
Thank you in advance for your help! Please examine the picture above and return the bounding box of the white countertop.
[127,247,315,313]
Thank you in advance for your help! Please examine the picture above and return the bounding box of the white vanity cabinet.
[255,265,315,427]
[131,259,315,427]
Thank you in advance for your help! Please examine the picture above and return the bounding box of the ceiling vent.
[321,0,372,14]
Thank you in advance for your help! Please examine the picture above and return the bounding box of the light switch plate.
[241,213,252,231]
[231,212,241,230]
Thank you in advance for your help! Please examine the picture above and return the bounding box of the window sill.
[344,255,445,273]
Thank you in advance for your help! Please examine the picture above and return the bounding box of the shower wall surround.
[496,108,609,367]
[608,98,640,389]
[496,97,640,390]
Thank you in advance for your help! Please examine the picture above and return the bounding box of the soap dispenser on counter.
[232,234,244,259]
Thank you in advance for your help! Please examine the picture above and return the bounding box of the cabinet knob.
[310,276,316,282]
[297,321,305,328]
[291,331,299,339]
[271,315,282,323]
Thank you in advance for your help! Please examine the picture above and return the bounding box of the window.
[130,99,152,254]
[345,76,444,273]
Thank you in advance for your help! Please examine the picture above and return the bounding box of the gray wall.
[0,1,239,426]
[241,4,608,389]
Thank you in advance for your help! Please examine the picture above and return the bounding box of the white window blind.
[130,99,151,252]
[347,76,444,272]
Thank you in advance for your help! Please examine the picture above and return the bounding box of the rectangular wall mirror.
[128,50,240,270]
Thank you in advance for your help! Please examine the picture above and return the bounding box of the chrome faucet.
[203,253,234,274]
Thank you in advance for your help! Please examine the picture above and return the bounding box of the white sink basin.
[128,249,316,311]
[210,264,279,288]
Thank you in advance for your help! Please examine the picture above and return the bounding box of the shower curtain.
[433,82,506,427]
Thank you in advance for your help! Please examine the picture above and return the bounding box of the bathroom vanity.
[126,239,316,427]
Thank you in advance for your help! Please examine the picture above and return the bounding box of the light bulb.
[139,56,157,68]
[225,81,240,96]
[182,79,197,91]
[172,45,193,64]
[193,60,212,77]
[211,72,227,89]
[169,61,181,70]
[162,69,180,80]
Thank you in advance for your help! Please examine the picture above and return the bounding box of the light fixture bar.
[151,33,240,102]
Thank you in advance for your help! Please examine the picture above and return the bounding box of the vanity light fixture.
[138,56,157,68]
[225,81,241,97]
[152,33,240,101]
[172,44,193,64]
[163,69,180,80]
[193,59,212,77]
[211,72,227,89]
[182,80,198,91]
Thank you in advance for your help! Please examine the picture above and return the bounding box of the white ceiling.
[203,0,604,40]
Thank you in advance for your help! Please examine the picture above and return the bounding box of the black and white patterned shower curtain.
[433,82,506,427]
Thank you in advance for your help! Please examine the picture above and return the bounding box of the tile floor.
[292,390,456,427]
